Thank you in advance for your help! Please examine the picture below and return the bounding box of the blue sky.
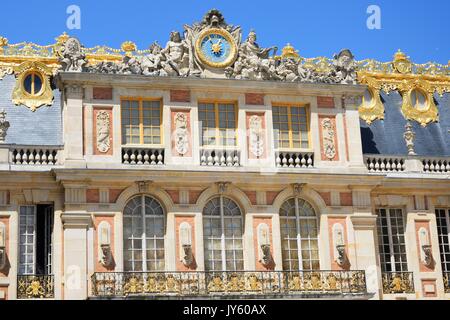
[1,0,449,64]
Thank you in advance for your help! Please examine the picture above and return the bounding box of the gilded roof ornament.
[392,49,412,74]
[121,41,137,57]
[280,43,300,61]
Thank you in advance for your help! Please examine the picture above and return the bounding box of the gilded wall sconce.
[179,222,194,267]
[257,223,273,267]
[98,221,113,267]
[333,223,347,267]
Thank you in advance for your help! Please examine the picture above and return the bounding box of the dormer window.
[23,72,43,96]
[410,89,428,111]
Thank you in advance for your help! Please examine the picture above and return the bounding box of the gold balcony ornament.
[55,32,70,45]
[121,41,137,57]
[392,49,412,74]
[12,61,54,111]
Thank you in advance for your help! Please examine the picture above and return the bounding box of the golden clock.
[195,28,238,68]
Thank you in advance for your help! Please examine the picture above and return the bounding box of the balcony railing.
[275,151,314,168]
[381,272,414,294]
[422,158,450,173]
[91,270,366,298]
[200,148,240,166]
[444,272,450,293]
[17,275,54,299]
[11,146,62,165]
[122,147,164,165]
[365,156,406,173]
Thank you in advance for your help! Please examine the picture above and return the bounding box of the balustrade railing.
[275,151,314,168]
[200,148,240,166]
[11,147,61,165]
[422,158,450,173]
[381,272,414,294]
[365,156,406,172]
[91,270,366,297]
[17,275,54,299]
[122,147,164,165]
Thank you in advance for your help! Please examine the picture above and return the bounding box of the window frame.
[435,208,450,273]
[202,195,244,271]
[122,194,166,272]
[120,96,164,146]
[376,207,408,273]
[279,197,320,271]
[198,100,238,148]
[271,103,311,151]
[22,71,44,96]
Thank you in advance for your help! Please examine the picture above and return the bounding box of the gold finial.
[392,49,412,74]
[121,41,137,56]
[55,32,69,44]
[281,43,300,60]
[394,49,407,61]
[0,36,8,47]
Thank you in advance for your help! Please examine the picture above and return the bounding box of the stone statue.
[0,109,10,143]
[59,37,87,72]
[160,31,190,76]
[331,49,357,84]
[118,55,143,75]
[141,42,164,76]
[232,30,278,80]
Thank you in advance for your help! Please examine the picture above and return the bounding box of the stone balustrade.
[122,147,164,165]
[11,147,61,165]
[275,151,314,168]
[200,148,240,166]
[422,158,450,173]
[364,156,406,172]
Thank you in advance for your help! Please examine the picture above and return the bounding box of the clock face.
[195,28,237,68]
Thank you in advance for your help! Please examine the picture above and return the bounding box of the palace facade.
[0,9,449,300]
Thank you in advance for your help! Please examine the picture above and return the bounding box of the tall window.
[123,195,165,271]
[436,208,450,273]
[121,98,162,145]
[376,208,408,272]
[19,205,53,275]
[280,198,319,271]
[198,102,237,147]
[203,196,243,271]
[272,105,309,149]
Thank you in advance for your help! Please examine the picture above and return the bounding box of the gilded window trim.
[120,96,164,147]
[271,102,311,150]
[198,99,238,148]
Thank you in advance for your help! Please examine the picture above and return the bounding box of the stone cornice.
[56,72,366,97]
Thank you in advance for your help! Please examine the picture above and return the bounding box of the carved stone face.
[248,33,256,44]
[170,32,182,43]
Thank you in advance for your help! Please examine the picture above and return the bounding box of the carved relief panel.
[93,107,113,155]
[319,115,339,161]
[171,110,192,157]
[246,113,266,160]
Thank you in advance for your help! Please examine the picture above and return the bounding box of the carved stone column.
[61,212,92,300]
[64,84,86,168]
[343,95,365,167]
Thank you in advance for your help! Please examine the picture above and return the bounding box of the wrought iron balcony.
[381,272,414,294]
[17,275,54,299]
[91,270,366,298]
[444,272,450,293]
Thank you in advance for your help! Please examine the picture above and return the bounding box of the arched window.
[280,198,319,271]
[23,72,43,96]
[123,195,165,271]
[203,196,243,271]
